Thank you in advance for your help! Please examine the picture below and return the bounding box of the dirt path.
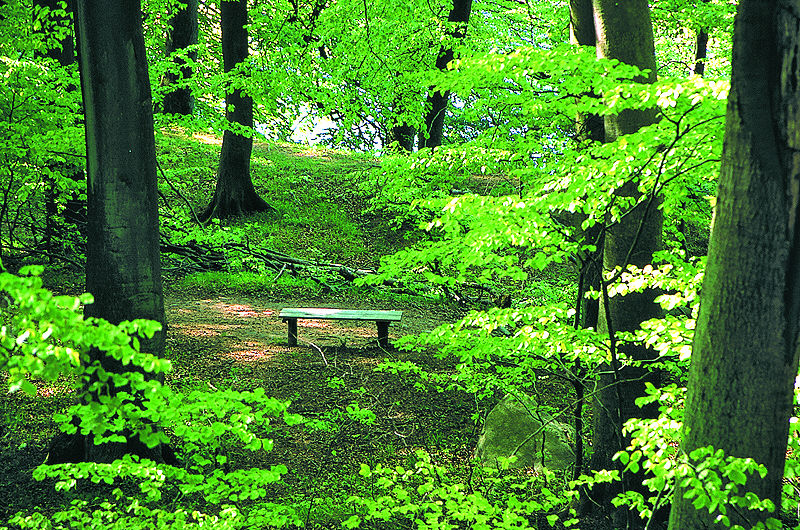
[0,290,474,522]
[165,291,456,360]
[162,289,474,471]
[163,289,465,399]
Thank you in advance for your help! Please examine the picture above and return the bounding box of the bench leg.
[286,318,298,346]
[376,321,390,349]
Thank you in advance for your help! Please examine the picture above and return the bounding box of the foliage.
[9,0,800,527]
[0,4,84,261]
[0,266,304,528]
[346,450,571,529]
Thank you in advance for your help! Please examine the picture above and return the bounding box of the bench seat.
[279,308,403,348]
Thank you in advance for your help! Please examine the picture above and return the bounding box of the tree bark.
[691,0,711,76]
[200,0,272,222]
[569,0,603,331]
[162,0,198,115]
[587,2,663,527]
[386,122,416,152]
[73,0,166,463]
[35,0,84,254]
[668,2,800,527]
[419,0,473,149]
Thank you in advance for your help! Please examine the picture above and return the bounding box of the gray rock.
[475,394,575,472]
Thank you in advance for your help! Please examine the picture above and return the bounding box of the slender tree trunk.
[419,0,473,149]
[569,0,603,330]
[587,2,662,527]
[200,0,272,222]
[669,3,800,527]
[693,29,709,76]
[386,122,415,152]
[162,0,198,115]
[691,0,711,76]
[570,0,603,144]
[566,3,602,485]
[35,0,83,254]
[71,0,166,463]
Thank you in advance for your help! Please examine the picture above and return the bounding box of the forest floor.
[0,134,579,528]
[0,285,483,526]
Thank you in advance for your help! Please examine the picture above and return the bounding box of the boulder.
[475,394,575,472]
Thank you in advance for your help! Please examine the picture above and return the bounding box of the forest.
[0,0,798,528]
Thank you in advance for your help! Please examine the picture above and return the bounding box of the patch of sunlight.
[191,132,223,145]
[217,304,275,318]
[228,348,276,362]
[36,382,74,398]
[172,322,238,338]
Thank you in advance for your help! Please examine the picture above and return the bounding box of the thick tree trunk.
[668,3,800,527]
[162,0,198,115]
[419,0,473,149]
[72,0,166,463]
[200,0,271,222]
[587,2,662,527]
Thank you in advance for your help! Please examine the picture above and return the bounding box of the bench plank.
[279,308,402,348]
[279,308,402,321]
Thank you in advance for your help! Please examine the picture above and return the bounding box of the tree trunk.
[567,5,602,484]
[200,0,272,222]
[162,0,198,115]
[668,3,800,527]
[569,0,603,144]
[35,0,83,254]
[72,0,166,463]
[386,122,415,152]
[691,0,710,76]
[419,0,473,149]
[569,0,603,331]
[693,29,709,76]
[587,2,663,527]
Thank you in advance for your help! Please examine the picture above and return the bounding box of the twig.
[273,263,287,281]
[302,338,329,367]
[156,159,204,226]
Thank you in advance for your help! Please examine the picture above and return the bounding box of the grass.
[172,270,326,297]
[157,130,385,270]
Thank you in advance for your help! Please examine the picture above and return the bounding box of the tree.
[587,1,663,526]
[668,2,800,527]
[386,120,416,152]
[200,0,271,221]
[34,0,84,253]
[162,0,199,115]
[418,0,473,150]
[70,0,166,462]
[569,0,603,145]
[565,0,602,485]
[568,0,603,333]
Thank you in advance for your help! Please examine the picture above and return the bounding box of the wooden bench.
[279,308,403,349]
